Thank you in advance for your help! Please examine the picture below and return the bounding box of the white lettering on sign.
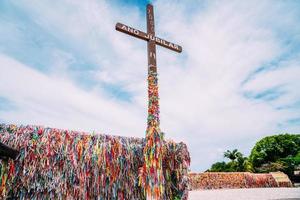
[121,25,127,31]
[117,23,181,51]
[166,42,179,50]
[142,36,180,51]
[133,29,139,35]
[149,35,155,41]
[128,27,133,33]
[158,39,166,45]
[121,25,140,36]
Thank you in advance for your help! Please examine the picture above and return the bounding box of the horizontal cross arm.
[116,22,149,42]
[155,36,182,53]
[116,22,182,53]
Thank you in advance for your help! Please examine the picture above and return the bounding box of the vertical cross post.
[144,4,164,200]
[147,4,157,73]
[146,4,159,127]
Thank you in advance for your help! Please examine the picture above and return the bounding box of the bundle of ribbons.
[0,124,190,199]
[139,70,165,199]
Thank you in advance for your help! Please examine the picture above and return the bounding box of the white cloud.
[0,0,299,171]
[154,0,300,170]
[0,54,145,136]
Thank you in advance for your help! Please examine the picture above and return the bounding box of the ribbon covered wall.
[0,124,190,200]
[189,172,292,190]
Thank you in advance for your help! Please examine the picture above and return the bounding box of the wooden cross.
[115,4,182,74]
[116,4,182,198]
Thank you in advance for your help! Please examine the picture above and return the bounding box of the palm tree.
[224,149,242,162]
[223,149,253,172]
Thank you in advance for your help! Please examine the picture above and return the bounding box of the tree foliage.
[209,162,230,172]
[249,134,300,178]
[208,150,252,172]
[224,149,242,161]
[249,134,300,167]
[207,134,300,181]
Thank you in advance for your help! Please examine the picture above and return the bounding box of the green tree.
[209,162,229,172]
[224,149,242,162]
[249,134,300,178]
[208,149,253,172]
[236,154,253,172]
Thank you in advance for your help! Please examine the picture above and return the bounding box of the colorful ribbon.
[0,124,190,199]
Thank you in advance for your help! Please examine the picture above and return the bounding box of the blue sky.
[0,0,300,171]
